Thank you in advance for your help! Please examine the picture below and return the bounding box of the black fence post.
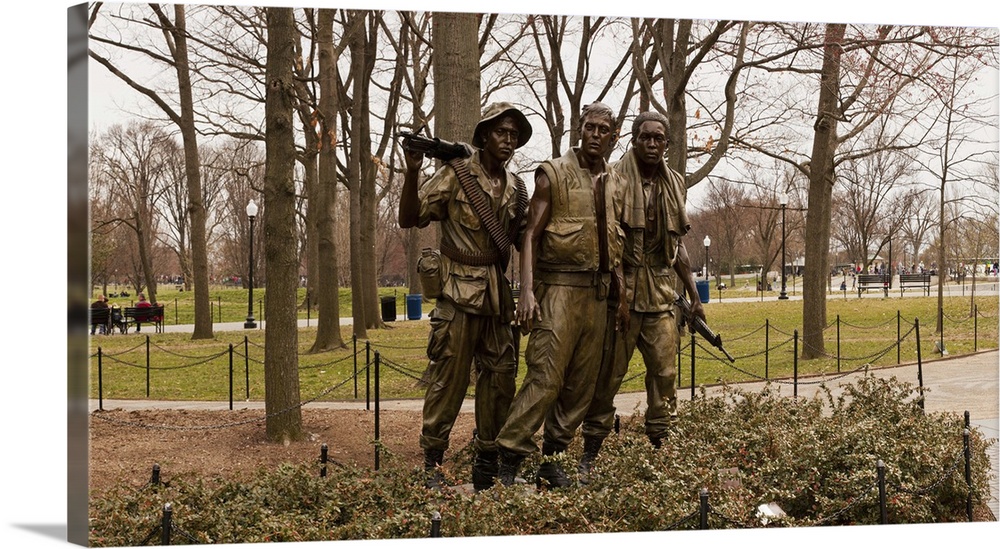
[152,463,161,486]
[614,414,620,435]
[244,336,250,401]
[375,350,381,471]
[699,488,709,529]
[765,319,770,380]
[217,295,222,323]
[161,503,172,546]
[366,340,371,411]
[174,298,178,325]
[915,319,924,411]
[877,460,887,524]
[836,315,841,373]
[690,332,696,400]
[974,304,978,352]
[897,310,902,365]
[429,511,442,538]
[228,344,234,411]
[98,347,104,411]
[145,335,151,398]
[793,330,799,398]
[964,424,973,521]
[353,334,358,399]
[676,335,682,390]
[320,443,328,478]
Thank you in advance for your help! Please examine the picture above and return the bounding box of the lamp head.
[246,199,258,218]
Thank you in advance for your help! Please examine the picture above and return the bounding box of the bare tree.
[261,6,304,443]
[308,8,348,352]
[89,3,215,338]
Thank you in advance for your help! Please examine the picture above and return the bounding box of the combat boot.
[497,449,524,486]
[471,450,499,492]
[535,442,571,489]
[423,448,445,490]
[577,436,603,485]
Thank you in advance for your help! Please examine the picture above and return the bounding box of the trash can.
[696,280,710,304]
[406,294,423,320]
[380,296,396,322]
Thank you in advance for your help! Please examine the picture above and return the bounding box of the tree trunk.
[170,5,213,339]
[801,23,846,360]
[262,6,304,442]
[310,8,345,352]
[346,11,369,338]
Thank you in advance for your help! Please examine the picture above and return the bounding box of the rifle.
[675,294,735,363]
[397,131,471,161]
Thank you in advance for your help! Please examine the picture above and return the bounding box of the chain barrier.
[298,350,363,371]
[92,366,367,431]
[99,349,229,371]
[707,506,750,528]
[662,509,699,530]
[150,341,230,360]
[839,316,900,330]
[811,478,879,525]
[377,356,427,383]
[723,322,768,342]
[91,340,148,358]
[942,311,974,324]
[887,447,966,496]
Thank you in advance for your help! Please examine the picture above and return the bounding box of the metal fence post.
[374,350,381,471]
[146,335,151,398]
[915,319,924,411]
[836,315,841,373]
[974,304,978,352]
[244,336,250,400]
[161,503,172,546]
[353,334,358,399]
[896,310,903,366]
[964,426,973,521]
[699,488,709,529]
[228,344,234,411]
[366,340,371,411]
[98,347,104,411]
[320,443,328,478]
[690,332,696,400]
[877,460,887,524]
[429,511,442,538]
[152,463,161,486]
[793,330,799,398]
[765,319,770,379]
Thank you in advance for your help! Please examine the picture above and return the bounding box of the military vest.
[535,148,624,273]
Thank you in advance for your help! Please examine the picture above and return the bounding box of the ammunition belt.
[440,241,500,266]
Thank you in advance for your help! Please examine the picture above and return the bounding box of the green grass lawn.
[88,291,998,403]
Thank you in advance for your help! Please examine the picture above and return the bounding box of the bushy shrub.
[89,374,995,545]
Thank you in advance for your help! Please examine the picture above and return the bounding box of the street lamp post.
[244,199,258,329]
[703,235,711,281]
[778,192,789,300]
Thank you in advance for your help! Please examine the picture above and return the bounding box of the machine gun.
[675,294,736,363]
[397,130,471,161]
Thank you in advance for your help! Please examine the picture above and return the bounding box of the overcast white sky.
[0,2,997,549]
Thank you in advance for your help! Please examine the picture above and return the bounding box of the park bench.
[89,307,111,335]
[898,272,932,296]
[857,273,889,297]
[123,305,165,334]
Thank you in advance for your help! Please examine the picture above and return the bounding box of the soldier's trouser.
[582,306,679,441]
[420,299,517,454]
[496,282,607,456]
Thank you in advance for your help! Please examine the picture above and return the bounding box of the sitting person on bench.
[90,295,109,335]
[134,293,152,333]
[110,304,126,334]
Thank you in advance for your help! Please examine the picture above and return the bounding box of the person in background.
[90,294,110,335]
[134,293,152,333]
